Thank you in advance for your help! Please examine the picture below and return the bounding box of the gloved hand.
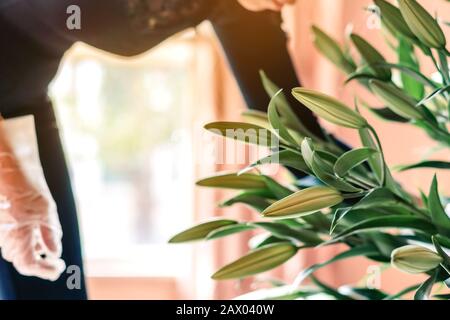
[0,116,65,281]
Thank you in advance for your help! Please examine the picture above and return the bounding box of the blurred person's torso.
[0,0,216,110]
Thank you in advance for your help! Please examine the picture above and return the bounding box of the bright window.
[49,38,198,277]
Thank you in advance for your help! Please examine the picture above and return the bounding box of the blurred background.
[48,0,450,299]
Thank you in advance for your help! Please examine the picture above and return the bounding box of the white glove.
[0,116,65,281]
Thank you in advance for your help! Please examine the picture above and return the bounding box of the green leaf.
[204,121,278,147]
[220,192,274,213]
[268,90,299,146]
[293,245,379,286]
[260,71,316,139]
[310,276,353,300]
[413,120,450,146]
[301,137,315,170]
[206,224,255,240]
[332,216,437,241]
[366,106,410,123]
[395,160,450,172]
[428,175,450,237]
[374,0,417,41]
[414,269,439,300]
[244,150,312,175]
[350,33,391,80]
[434,294,450,300]
[438,50,450,86]
[196,173,267,190]
[420,190,429,208]
[251,222,322,246]
[345,71,377,84]
[397,37,424,100]
[235,285,319,300]
[369,79,423,120]
[334,147,378,178]
[359,128,384,185]
[373,62,438,89]
[346,287,389,300]
[417,84,450,107]
[434,235,450,251]
[432,235,450,274]
[262,176,294,199]
[301,212,332,231]
[211,243,298,280]
[384,284,421,300]
[370,232,409,260]
[330,188,401,233]
[250,234,290,249]
[384,166,412,201]
[241,110,270,129]
[311,152,362,193]
[169,219,237,243]
[311,25,356,74]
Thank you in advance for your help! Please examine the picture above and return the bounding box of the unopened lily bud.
[292,88,368,129]
[196,173,267,190]
[212,243,298,280]
[262,186,343,218]
[398,0,446,49]
[169,219,237,243]
[350,33,391,80]
[391,245,443,274]
[312,26,356,74]
[369,80,423,120]
[374,0,417,41]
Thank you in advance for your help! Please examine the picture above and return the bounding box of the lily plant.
[170,0,450,300]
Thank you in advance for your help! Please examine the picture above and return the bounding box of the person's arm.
[210,1,324,139]
[0,118,65,281]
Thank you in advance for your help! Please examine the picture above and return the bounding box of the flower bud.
[169,219,237,243]
[374,0,417,41]
[212,243,298,280]
[391,245,443,274]
[398,0,446,49]
[262,186,343,218]
[350,33,391,80]
[369,80,423,120]
[292,88,368,129]
[312,26,356,74]
[196,173,267,190]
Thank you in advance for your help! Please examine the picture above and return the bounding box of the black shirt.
[0,0,324,138]
[0,0,215,111]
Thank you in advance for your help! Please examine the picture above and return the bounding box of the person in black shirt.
[0,0,320,299]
